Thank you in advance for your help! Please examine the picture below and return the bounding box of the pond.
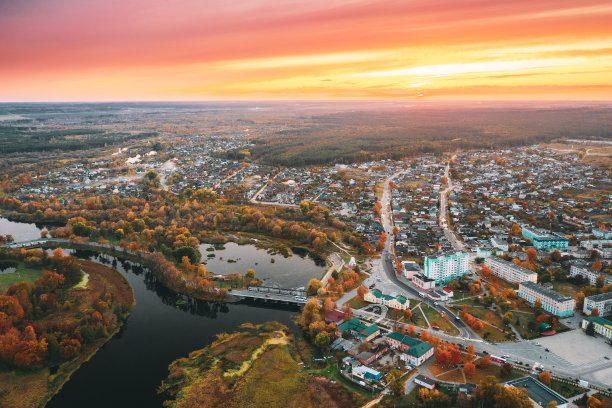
[0,216,49,242]
[199,242,326,288]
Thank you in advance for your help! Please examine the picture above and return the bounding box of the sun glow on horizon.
[1,0,612,101]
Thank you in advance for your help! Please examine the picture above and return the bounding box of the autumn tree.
[357,285,368,300]
[322,298,335,315]
[307,279,322,295]
[464,362,476,377]
[500,362,513,378]
[386,369,406,396]
[592,260,602,271]
[539,371,551,385]
[527,248,538,265]
[342,305,353,321]
[300,299,321,328]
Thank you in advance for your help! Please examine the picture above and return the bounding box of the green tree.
[586,321,595,336]
[313,332,331,349]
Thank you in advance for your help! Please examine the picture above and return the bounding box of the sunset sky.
[1,0,612,101]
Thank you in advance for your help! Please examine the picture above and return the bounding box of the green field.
[0,262,43,293]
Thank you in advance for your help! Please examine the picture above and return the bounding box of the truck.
[579,380,589,388]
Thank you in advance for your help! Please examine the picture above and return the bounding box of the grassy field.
[345,296,369,309]
[0,262,43,293]
[450,304,514,342]
[160,322,368,408]
[552,281,582,298]
[510,310,540,339]
[411,305,429,329]
[386,308,404,321]
[430,360,523,384]
[549,378,588,398]
[421,304,459,336]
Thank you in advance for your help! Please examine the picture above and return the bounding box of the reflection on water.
[199,242,326,288]
[47,249,299,408]
[0,217,50,242]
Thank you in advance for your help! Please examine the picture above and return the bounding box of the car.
[605,356,610,360]
[535,342,541,346]
[482,350,489,355]
[545,348,550,352]
[502,355,510,359]
[265,294,270,297]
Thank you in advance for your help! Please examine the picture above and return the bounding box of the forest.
[221,105,612,165]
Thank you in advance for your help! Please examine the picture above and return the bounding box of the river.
[0,218,307,408]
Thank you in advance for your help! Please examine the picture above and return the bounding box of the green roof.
[386,331,422,347]
[585,315,612,329]
[396,296,408,304]
[337,318,365,333]
[406,342,434,358]
[370,289,382,297]
[338,318,379,338]
[381,294,395,301]
[361,324,380,336]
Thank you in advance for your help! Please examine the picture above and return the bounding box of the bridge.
[231,286,310,305]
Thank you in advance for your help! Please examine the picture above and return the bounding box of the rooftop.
[519,281,572,303]
[504,376,568,407]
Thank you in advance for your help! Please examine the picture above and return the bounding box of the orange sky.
[1,0,612,101]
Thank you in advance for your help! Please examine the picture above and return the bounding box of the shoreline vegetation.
[0,258,135,408]
[158,322,367,408]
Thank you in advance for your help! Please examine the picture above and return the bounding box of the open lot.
[537,330,612,365]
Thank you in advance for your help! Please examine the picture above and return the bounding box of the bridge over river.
[231,286,310,306]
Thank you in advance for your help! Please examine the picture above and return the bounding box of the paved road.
[322,252,345,285]
[376,168,476,339]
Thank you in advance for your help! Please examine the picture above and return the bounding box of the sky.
[1,0,612,101]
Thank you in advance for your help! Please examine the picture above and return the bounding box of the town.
[1,113,611,408]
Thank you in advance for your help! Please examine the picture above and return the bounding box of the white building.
[570,261,612,287]
[518,282,574,317]
[583,292,612,317]
[484,257,538,285]
[423,251,469,284]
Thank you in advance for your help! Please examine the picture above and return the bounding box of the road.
[439,154,467,252]
[374,168,477,340]
[321,252,345,285]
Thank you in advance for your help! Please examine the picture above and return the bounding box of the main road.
[376,167,478,340]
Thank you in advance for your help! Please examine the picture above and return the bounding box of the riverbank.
[159,322,367,408]
[0,260,135,408]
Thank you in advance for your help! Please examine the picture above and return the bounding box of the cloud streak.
[0,0,611,100]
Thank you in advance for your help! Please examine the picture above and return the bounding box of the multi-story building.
[570,261,612,287]
[423,251,469,284]
[517,281,575,317]
[583,292,612,317]
[582,315,612,340]
[484,256,538,284]
[521,225,569,250]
